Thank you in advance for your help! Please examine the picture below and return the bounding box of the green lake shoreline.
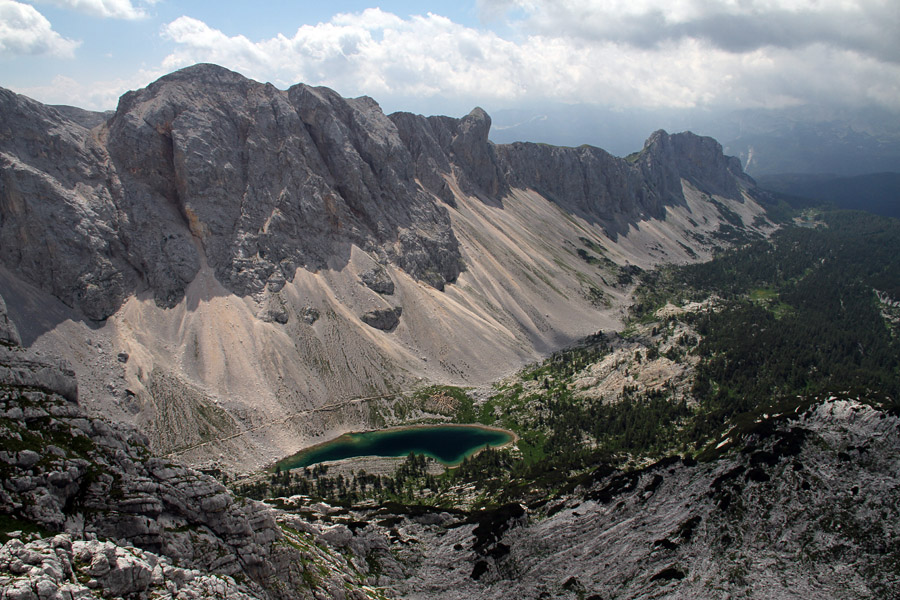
[275,423,518,471]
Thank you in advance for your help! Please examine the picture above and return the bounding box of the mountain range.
[755,172,900,219]
[489,104,900,177]
[2,63,898,600]
[0,63,767,472]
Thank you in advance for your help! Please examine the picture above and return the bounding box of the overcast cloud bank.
[1,0,898,141]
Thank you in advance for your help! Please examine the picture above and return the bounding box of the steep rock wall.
[2,63,754,322]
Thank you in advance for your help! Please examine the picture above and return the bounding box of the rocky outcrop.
[443,108,507,198]
[0,88,134,321]
[0,307,379,599]
[300,306,320,325]
[0,535,259,600]
[0,349,77,403]
[390,107,507,204]
[493,142,655,233]
[1,64,753,321]
[492,130,755,237]
[0,296,76,401]
[0,295,19,347]
[638,129,752,203]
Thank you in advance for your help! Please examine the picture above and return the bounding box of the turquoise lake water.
[276,425,514,470]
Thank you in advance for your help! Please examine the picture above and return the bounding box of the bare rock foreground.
[1,294,897,598]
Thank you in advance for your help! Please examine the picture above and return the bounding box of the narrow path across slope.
[163,393,401,458]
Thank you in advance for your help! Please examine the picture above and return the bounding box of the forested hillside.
[220,208,900,599]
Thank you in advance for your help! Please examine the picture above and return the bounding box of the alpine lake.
[276,424,516,470]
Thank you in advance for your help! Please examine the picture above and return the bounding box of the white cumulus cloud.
[160,10,532,104]
[34,0,148,19]
[0,0,79,57]
[157,7,900,113]
[16,68,166,109]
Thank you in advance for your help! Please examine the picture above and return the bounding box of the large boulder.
[361,307,402,331]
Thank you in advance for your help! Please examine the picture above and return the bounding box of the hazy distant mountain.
[720,111,900,177]
[489,104,900,177]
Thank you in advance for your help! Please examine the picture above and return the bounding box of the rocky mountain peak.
[458,107,492,143]
[1,66,469,319]
[118,63,252,103]
[157,61,249,84]
[639,129,753,202]
[4,67,758,320]
[450,106,505,197]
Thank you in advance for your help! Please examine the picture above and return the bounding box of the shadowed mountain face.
[1,64,752,323]
[0,64,765,468]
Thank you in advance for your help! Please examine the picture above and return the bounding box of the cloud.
[35,0,148,19]
[156,7,900,114]
[161,15,267,71]
[480,0,900,62]
[160,10,530,103]
[16,68,166,109]
[0,0,79,57]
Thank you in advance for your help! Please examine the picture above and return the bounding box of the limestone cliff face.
[0,88,133,321]
[493,142,653,235]
[390,107,507,203]
[106,64,461,304]
[1,64,752,322]
[639,129,752,203]
[0,65,463,319]
[492,130,755,238]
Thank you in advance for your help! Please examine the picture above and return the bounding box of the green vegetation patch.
[0,514,54,543]
[413,385,474,422]
[634,210,900,446]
